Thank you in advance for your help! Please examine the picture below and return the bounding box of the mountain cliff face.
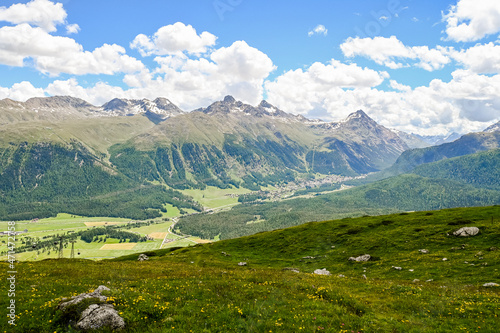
[0,96,184,125]
[108,97,410,189]
[0,94,416,218]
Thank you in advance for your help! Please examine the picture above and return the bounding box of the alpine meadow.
[1,0,500,332]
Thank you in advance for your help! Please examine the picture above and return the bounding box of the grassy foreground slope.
[1,206,499,332]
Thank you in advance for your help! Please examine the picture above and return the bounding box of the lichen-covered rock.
[453,227,480,237]
[348,254,371,262]
[76,303,125,331]
[138,254,149,261]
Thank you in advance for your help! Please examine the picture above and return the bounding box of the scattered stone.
[475,251,484,257]
[482,283,499,287]
[488,247,498,252]
[313,268,331,276]
[76,303,125,331]
[302,256,316,259]
[221,251,231,256]
[137,254,149,261]
[453,227,480,237]
[331,245,336,249]
[58,286,125,331]
[413,279,420,283]
[392,266,402,271]
[419,249,429,254]
[348,254,371,262]
[338,274,346,278]
[238,262,247,266]
[426,279,434,282]
[283,268,300,273]
[409,269,414,272]
[58,285,110,311]
[361,274,367,279]
[442,258,448,261]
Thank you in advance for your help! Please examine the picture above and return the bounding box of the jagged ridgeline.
[0,95,411,219]
[109,96,410,190]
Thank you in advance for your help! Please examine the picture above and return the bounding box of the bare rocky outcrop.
[453,227,480,237]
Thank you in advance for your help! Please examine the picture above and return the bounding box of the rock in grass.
[138,254,149,261]
[314,268,331,276]
[238,262,247,266]
[283,267,300,273]
[419,249,429,254]
[76,303,125,331]
[453,227,480,237]
[482,283,499,287]
[392,266,402,271]
[348,254,371,262]
[58,285,110,310]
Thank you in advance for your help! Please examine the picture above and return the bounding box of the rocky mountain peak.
[223,95,236,104]
[484,121,500,133]
[345,110,372,122]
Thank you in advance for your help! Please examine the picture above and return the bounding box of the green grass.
[1,206,499,332]
[181,186,251,210]
[161,204,181,218]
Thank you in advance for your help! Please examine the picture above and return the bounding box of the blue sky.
[0,0,500,135]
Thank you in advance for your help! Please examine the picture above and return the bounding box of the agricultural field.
[0,212,209,261]
[0,206,499,332]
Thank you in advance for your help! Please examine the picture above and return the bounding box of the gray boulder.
[76,303,125,331]
[453,227,480,237]
[348,254,371,262]
[58,285,110,311]
[313,268,331,275]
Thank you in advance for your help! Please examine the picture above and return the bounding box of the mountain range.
[0,95,499,222]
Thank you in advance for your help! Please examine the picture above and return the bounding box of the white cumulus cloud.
[451,42,500,74]
[308,25,328,37]
[0,0,66,32]
[341,36,452,71]
[130,22,217,56]
[0,81,45,101]
[0,23,144,76]
[443,0,500,42]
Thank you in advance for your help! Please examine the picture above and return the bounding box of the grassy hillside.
[0,141,201,220]
[383,132,500,177]
[178,173,500,240]
[2,206,499,332]
[413,149,500,190]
